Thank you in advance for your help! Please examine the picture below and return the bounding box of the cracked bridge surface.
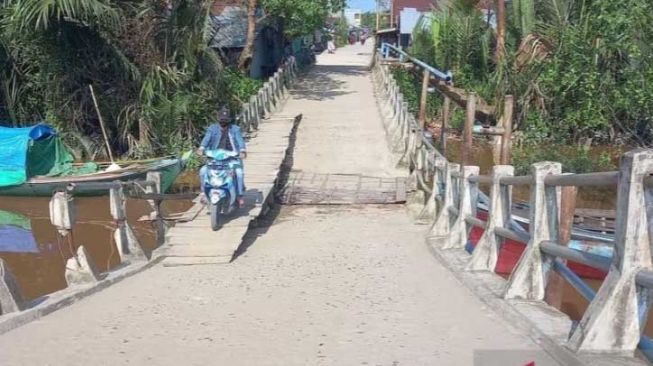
[0,42,559,366]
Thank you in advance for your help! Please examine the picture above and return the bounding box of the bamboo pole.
[88,85,115,165]
[462,93,476,165]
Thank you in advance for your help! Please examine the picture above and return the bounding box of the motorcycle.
[202,149,242,231]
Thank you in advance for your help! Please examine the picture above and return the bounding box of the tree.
[238,0,258,71]
[237,0,345,73]
[0,0,261,158]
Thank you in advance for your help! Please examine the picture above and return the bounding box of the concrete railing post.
[504,162,561,300]
[391,102,409,153]
[429,162,460,238]
[49,191,76,236]
[0,259,23,314]
[418,151,439,222]
[110,184,146,261]
[568,149,653,353]
[249,95,259,127]
[443,166,479,249]
[466,165,514,271]
[397,116,416,166]
[387,95,402,144]
[65,245,100,286]
[146,171,166,247]
[407,145,429,219]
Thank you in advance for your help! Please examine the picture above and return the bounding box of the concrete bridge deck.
[0,43,560,365]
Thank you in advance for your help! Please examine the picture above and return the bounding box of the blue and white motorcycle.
[202,149,241,231]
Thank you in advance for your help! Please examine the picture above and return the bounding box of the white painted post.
[568,149,653,353]
[241,102,250,131]
[49,191,76,236]
[504,162,561,300]
[467,165,514,271]
[65,245,100,286]
[248,95,259,127]
[110,185,146,261]
[146,171,166,248]
[428,162,460,238]
[259,89,269,119]
[443,165,480,249]
[397,117,416,166]
[0,258,23,314]
[406,145,428,216]
[418,151,439,221]
[391,102,409,153]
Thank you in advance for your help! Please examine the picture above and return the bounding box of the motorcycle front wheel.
[209,201,221,231]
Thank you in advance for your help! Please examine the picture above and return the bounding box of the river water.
[0,197,192,302]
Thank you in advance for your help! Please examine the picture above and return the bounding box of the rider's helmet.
[217,106,231,126]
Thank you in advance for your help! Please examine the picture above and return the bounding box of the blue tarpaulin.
[0,124,56,187]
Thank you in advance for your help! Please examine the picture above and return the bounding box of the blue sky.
[347,0,376,11]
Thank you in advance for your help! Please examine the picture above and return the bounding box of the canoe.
[0,156,187,197]
[0,124,190,196]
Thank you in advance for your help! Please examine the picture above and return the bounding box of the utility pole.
[376,0,380,31]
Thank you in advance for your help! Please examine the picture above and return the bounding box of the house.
[209,4,285,79]
[344,8,363,27]
[392,0,438,47]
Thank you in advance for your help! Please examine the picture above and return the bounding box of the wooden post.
[495,0,506,63]
[544,185,577,309]
[441,96,451,155]
[462,93,476,165]
[500,95,514,165]
[418,69,430,130]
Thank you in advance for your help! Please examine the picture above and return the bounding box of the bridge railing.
[372,50,653,361]
[379,42,514,166]
[236,57,299,133]
[0,175,162,315]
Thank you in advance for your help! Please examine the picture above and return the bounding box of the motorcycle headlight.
[210,176,223,187]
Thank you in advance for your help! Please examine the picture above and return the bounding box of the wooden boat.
[0,124,189,197]
[0,156,188,197]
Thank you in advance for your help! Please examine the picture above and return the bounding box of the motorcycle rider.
[197,106,247,208]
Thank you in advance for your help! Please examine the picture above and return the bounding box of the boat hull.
[0,158,185,197]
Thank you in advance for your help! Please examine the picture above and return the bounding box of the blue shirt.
[200,124,246,152]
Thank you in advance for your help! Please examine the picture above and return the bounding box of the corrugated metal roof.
[210,6,248,48]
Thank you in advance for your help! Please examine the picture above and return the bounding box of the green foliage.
[407,0,653,148]
[333,15,349,47]
[390,67,421,114]
[0,0,265,159]
[360,11,389,29]
[512,145,616,175]
[262,0,345,39]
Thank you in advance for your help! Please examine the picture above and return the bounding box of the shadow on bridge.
[290,65,369,101]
